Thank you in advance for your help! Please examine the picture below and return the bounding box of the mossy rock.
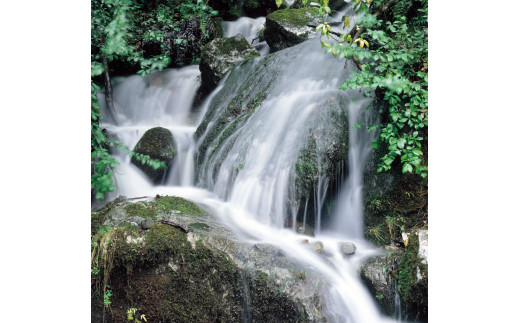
[360,252,402,316]
[292,97,350,228]
[243,0,288,18]
[199,33,261,96]
[396,230,428,322]
[208,0,242,20]
[131,127,175,182]
[96,195,207,229]
[91,209,311,322]
[264,8,323,52]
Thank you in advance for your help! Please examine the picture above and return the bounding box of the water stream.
[98,7,396,322]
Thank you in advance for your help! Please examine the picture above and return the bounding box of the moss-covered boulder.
[199,33,261,96]
[359,230,428,321]
[264,8,321,52]
[207,0,242,20]
[243,0,288,18]
[397,230,428,321]
[131,127,176,182]
[360,252,401,316]
[91,195,335,322]
[291,97,350,228]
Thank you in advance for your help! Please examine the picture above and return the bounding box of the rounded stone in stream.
[311,241,324,253]
[340,242,356,256]
[131,127,175,182]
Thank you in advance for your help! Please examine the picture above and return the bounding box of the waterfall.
[98,15,395,323]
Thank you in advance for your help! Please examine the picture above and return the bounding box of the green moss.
[124,202,157,219]
[295,136,319,195]
[397,233,428,321]
[267,8,320,28]
[95,221,308,322]
[155,195,206,217]
[258,27,266,42]
[215,36,253,55]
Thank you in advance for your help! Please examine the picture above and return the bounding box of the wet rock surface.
[131,127,175,182]
[360,253,401,316]
[340,242,356,255]
[199,33,261,96]
[91,196,339,322]
[264,8,322,52]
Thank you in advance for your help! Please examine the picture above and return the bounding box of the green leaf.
[397,138,406,149]
[403,163,413,173]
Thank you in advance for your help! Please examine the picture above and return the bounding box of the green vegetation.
[124,202,157,219]
[91,220,307,321]
[268,7,320,27]
[397,232,428,320]
[155,196,206,216]
[91,0,220,199]
[280,0,428,179]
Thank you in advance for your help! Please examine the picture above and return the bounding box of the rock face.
[91,196,336,322]
[131,127,175,182]
[360,253,401,316]
[264,8,321,52]
[359,231,428,321]
[199,33,261,96]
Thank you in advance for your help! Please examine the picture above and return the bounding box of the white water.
[223,16,270,56]
[98,13,397,323]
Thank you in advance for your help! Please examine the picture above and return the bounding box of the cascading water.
[223,16,270,55]
[98,10,397,323]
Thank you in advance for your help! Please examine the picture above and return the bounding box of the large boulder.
[131,127,176,182]
[359,230,428,321]
[264,8,322,52]
[91,196,337,322]
[199,33,261,96]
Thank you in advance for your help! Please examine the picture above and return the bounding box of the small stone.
[340,242,356,256]
[140,219,154,230]
[311,241,324,253]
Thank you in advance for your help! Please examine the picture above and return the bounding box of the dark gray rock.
[360,254,401,316]
[131,127,175,182]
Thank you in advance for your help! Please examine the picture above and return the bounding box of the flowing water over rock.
[98,18,397,322]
